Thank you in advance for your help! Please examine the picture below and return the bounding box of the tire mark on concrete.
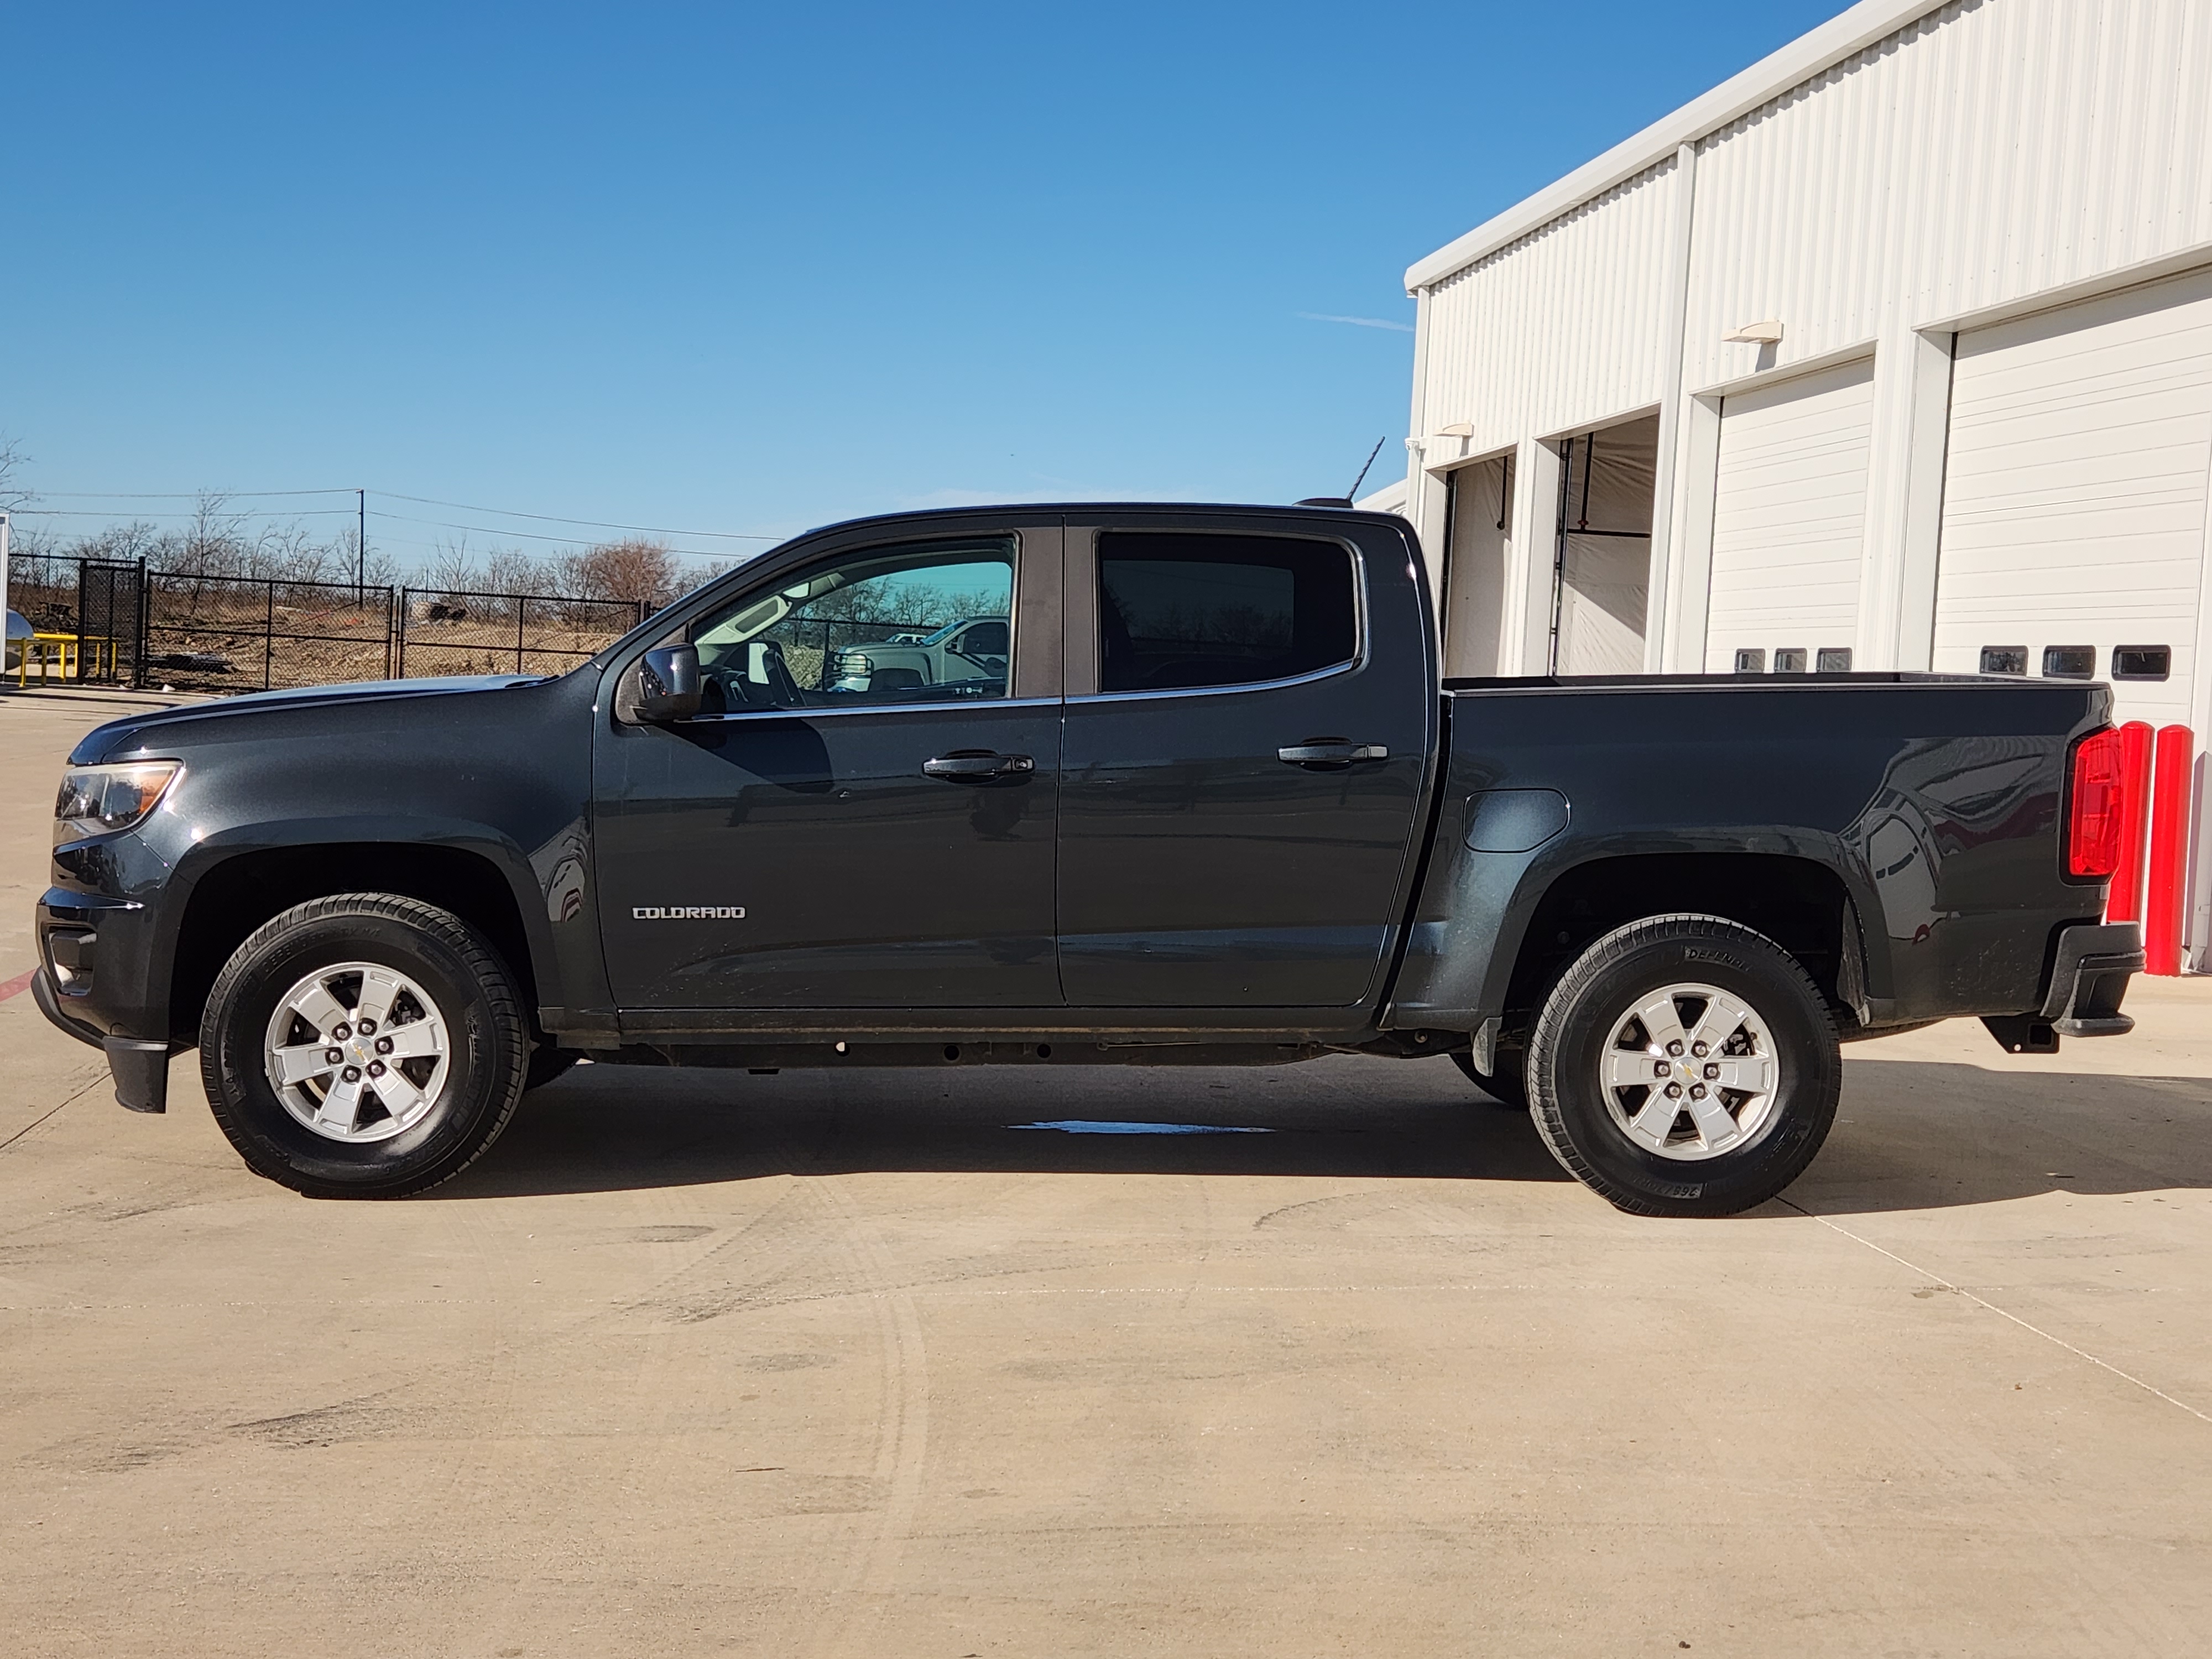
[798,1174,931,1659]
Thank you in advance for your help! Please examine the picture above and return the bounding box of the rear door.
[1056,515,1433,1008]
[594,521,1065,1010]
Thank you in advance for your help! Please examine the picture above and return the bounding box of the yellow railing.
[12,633,118,687]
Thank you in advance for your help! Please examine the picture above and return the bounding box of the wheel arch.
[1498,852,1866,1041]
[168,838,550,1045]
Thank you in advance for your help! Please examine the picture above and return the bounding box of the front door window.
[689,538,1015,712]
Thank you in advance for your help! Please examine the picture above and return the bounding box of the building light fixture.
[1723,320,1785,345]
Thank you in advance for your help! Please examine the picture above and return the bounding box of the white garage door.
[1934,264,2212,727]
[1703,357,1876,672]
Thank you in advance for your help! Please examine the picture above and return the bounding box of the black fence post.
[263,580,275,692]
[517,596,527,675]
[396,588,409,680]
[133,558,148,689]
[73,557,88,682]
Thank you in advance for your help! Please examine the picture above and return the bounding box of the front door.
[1056,519,1433,1007]
[594,526,1062,1009]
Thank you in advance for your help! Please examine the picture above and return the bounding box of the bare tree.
[0,437,30,514]
[556,538,679,611]
[425,536,481,599]
[75,521,165,562]
[483,547,541,598]
[180,492,252,576]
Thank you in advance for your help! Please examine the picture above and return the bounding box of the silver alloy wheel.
[1596,980,1783,1161]
[262,961,451,1143]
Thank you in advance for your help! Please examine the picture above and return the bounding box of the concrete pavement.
[3,687,2209,1657]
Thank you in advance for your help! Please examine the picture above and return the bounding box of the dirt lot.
[4,686,2210,1657]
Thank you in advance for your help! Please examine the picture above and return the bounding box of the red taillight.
[2068,726,2128,879]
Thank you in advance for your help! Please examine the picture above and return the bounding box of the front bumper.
[30,963,105,1049]
[30,966,177,1114]
[34,881,163,1027]
[34,867,179,1116]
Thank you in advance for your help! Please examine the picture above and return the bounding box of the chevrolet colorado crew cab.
[33,503,2144,1215]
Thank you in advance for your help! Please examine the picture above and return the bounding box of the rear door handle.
[1278,742,1388,766]
[923,750,1035,780]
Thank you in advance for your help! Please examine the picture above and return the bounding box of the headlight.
[54,761,182,841]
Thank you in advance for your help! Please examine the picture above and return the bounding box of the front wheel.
[199,894,530,1198]
[1526,915,1840,1218]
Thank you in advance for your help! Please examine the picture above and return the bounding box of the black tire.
[1527,914,1840,1218]
[1450,1048,1528,1110]
[199,894,529,1198]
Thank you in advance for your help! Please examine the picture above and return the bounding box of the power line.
[20,486,780,543]
[375,491,778,541]
[364,509,744,561]
[25,488,356,499]
[13,507,358,519]
[11,506,754,562]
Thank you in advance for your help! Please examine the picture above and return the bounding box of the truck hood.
[70,675,546,764]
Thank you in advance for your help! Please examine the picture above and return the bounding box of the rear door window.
[1095,532,1357,694]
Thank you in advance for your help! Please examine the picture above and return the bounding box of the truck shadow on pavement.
[433,1055,2212,1215]
[442,1060,1575,1200]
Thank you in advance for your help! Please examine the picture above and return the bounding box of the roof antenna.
[1347,435,1387,500]
[1296,436,1389,510]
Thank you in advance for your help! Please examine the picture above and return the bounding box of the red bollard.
[2109,721,2155,924]
[2143,723,2192,975]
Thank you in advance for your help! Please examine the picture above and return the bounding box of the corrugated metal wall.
[1679,0,2212,390]
[1414,0,2212,461]
[1420,158,1680,455]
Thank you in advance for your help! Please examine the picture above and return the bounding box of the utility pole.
[357,488,367,594]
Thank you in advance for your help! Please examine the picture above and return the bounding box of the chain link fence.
[8,559,646,692]
[395,588,647,680]
[6,551,83,634]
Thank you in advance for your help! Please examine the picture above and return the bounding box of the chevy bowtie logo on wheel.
[632,905,747,920]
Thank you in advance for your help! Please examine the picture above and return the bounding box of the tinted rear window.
[1096,532,1357,694]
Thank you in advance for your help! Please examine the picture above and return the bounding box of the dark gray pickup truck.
[33,503,2143,1215]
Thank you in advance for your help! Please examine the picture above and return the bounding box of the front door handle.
[1278,741,1389,767]
[923,750,1035,781]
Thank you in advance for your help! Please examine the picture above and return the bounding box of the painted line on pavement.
[1783,1197,2212,1426]
[0,967,36,1004]
[0,1071,110,1155]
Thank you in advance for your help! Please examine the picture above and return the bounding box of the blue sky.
[3,1,1850,567]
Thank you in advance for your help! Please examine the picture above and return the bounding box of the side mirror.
[637,644,702,721]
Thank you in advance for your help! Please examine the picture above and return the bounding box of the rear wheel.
[199,894,529,1198]
[1526,914,1839,1217]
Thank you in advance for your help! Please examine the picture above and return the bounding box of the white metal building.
[1387,0,2212,965]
